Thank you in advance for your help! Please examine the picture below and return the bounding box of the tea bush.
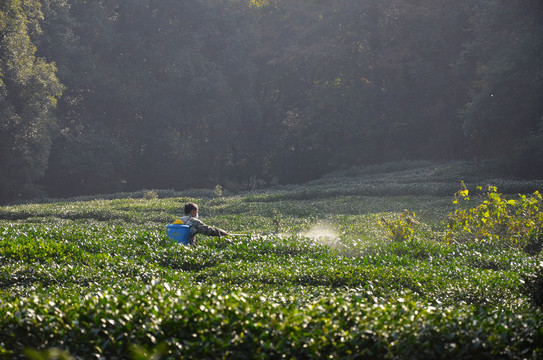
[524,261,543,307]
[1,161,542,359]
[1,285,542,360]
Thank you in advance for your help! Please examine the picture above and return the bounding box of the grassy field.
[1,161,542,359]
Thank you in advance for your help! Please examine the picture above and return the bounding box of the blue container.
[166,224,191,245]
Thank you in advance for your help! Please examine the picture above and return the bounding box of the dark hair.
[184,202,199,215]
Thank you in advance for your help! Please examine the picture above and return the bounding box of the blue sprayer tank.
[166,224,191,245]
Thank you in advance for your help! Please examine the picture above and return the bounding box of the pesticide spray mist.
[300,222,340,248]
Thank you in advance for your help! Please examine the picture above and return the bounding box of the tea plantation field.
[1,162,542,359]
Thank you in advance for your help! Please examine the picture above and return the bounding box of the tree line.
[1,0,542,203]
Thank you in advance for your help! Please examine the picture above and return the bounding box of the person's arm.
[191,218,228,236]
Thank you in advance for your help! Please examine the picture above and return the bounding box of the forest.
[1,0,542,203]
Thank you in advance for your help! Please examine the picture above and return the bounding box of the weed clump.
[444,184,543,255]
[143,189,159,200]
[379,210,420,242]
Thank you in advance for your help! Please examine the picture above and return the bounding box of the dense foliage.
[0,0,63,201]
[0,0,542,202]
[0,164,542,359]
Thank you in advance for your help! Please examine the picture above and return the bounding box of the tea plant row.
[3,283,542,360]
[0,171,542,359]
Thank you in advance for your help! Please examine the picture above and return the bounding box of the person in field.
[178,202,228,246]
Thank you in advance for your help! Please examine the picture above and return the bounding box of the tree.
[40,0,260,195]
[0,0,63,202]
[459,0,543,172]
[3,0,539,201]
[254,0,472,182]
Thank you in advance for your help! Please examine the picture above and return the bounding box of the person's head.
[184,202,199,217]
